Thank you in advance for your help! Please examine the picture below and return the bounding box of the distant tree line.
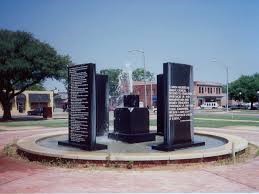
[229,73,259,109]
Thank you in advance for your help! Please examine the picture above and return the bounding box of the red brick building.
[133,80,224,108]
[133,81,157,108]
[193,81,224,107]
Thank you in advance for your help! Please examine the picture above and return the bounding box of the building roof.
[133,81,156,86]
[133,80,223,86]
[194,81,223,86]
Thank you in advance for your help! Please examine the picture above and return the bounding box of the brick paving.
[0,126,258,193]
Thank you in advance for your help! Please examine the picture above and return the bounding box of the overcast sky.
[1,0,259,91]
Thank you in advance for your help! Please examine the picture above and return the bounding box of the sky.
[1,0,259,92]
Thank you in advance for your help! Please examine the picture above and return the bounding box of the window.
[199,87,201,93]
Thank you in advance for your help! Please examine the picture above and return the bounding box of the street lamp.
[128,50,147,107]
[53,87,59,95]
[239,92,242,105]
[52,87,59,111]
[211,59,229,112]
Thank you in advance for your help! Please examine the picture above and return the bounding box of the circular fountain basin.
[16,130,248,162]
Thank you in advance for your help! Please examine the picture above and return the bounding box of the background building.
[133,81,157,108]
[0,90,54,115]
[54,92,68,109]
[193,81,224,108]
[132,80,224,108]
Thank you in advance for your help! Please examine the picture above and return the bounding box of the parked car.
[228,104,249,110]
[27,108,43,116]
[248,106,259,110]
[200,102,219,109]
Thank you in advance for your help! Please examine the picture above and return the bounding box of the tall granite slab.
[58,63,107,151]
[152,62,205,151]
[96,74,109,136]
[156,74,164,135]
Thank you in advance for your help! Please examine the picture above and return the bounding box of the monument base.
[152,141,205,152]
[156,131,164,136]
[58,140,107,151]
[108,132,156,143]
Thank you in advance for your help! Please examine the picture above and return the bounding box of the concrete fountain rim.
[16,130,248,162]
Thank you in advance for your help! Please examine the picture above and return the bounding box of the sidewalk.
[0,127,258,193]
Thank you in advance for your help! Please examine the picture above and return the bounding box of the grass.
[0,112,259,129]
[150,120,157,126]
[194,119,259,128]
[195,114,259,121]
[1,118,259,129]
[4,142,259,169]
[215,143,259,165]
[232,109,259,114]
[0,119,68,128]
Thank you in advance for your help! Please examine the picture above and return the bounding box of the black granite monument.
[96,74,109,136]
[58,63,107,151]
[156,74,164,136]
[108,95,156,143]
[152,62,205,151]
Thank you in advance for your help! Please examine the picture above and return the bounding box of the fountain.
[108,63,156,143]
[16,62,248,165]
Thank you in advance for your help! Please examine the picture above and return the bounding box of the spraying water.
[115,63,133,107]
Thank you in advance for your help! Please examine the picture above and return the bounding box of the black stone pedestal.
[108,106,156,143]
[58,140,107,151]
[123,95,139,107]
[152,141,205,152]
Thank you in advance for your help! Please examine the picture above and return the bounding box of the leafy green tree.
[100,68,122,96]
[229,73,259,109]
[222,84,227,93]
[0,29,71,120]
[27,83,46,91]
[132,68,154,81]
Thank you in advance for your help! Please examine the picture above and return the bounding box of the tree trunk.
[251,101,254,110]
[1,100,12,121]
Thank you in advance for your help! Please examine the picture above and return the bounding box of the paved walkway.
[0,126,259,193]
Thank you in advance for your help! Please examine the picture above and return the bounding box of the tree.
[222,84,227,93]
[132,68,154,81]
[100,68,122,96]
[27,83,46,91]
[0,29,71,120]
[229,73,259,109]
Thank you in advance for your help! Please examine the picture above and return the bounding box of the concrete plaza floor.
[0,126,259,193]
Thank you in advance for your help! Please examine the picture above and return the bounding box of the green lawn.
[0,113,259,129]
[150,118,259,128]
[193,119,259,128]
[0,119,68,128]
[231,109,259,114]
[195,114,259,121]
